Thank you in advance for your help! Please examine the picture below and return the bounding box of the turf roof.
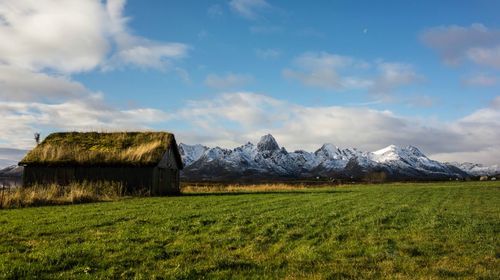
[19,132,182,167]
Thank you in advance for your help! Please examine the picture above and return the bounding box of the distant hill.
[0,165,23,178]
[0,148,28,176]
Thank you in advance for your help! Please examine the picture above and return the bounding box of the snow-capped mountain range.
[179,134,499,181]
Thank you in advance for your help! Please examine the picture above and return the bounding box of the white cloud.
[104,42,188,70]
[0,65,87,101]
[0,0,109,73]
[461,74,497,87]
[229,0,270,20]
[0,97,170,149]
[467,46,500,69]
[204,73,254,89]
[421,23,500,68]
[0,0,189,73]
[372,62,421,95]
[283,52,419,94]
[174,92,500,165]
[179,92,288,128]
[283,52,372,90]
[404,95,436,108]
[431,148,500,167]
[255,48,282,59]
[103,0,189,70]
[492,96,500,109]
[0,148,28,167]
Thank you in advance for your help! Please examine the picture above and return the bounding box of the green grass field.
[0,182,499,279]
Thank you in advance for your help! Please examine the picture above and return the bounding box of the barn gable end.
[158,145,183,170]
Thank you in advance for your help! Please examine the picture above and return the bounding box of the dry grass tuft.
[0,182,123,209]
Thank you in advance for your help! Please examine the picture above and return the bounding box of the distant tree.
[34,132,40,145]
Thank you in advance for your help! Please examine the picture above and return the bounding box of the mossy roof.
[19,132,183,167]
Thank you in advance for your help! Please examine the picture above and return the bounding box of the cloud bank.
[172,92,500,166]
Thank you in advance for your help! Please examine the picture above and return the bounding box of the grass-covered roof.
[19,132,182,167]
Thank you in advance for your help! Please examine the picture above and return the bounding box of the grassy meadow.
[0,182,498,279]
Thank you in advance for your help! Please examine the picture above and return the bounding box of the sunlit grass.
[0,181,498,279]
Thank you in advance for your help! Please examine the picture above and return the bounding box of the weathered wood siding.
[153,167,180,195]
[23,165,181,195]
[23,166,154,194]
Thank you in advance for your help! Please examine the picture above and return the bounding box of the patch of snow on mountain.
[449,162,500,176]
[371,145,402,162]
[178,143,209,166]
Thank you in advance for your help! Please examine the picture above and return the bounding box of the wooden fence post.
[0,183,4,208]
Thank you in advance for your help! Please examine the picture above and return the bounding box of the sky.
[1,0,500,167]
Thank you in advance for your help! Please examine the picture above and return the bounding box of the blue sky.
[78,0,499,118]
[1,0,500,166]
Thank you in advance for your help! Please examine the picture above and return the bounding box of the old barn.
[19,132,183,195]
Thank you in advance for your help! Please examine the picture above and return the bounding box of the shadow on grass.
[180,190,353,197]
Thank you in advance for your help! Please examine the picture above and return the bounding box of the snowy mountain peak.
[373,145,426,159]
[257,134,280,152]
[315,143,340,157]
[321,143,339,152]
[373,144,399,155]
[371,145,429,163]
[178,143,209,166]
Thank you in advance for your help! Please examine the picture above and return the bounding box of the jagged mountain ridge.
[179,134,493,181]
[447,162,500,177]
[178,144,209,166]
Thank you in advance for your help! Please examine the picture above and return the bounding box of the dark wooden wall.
[152,168,180,195]
[23,166,180,195]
